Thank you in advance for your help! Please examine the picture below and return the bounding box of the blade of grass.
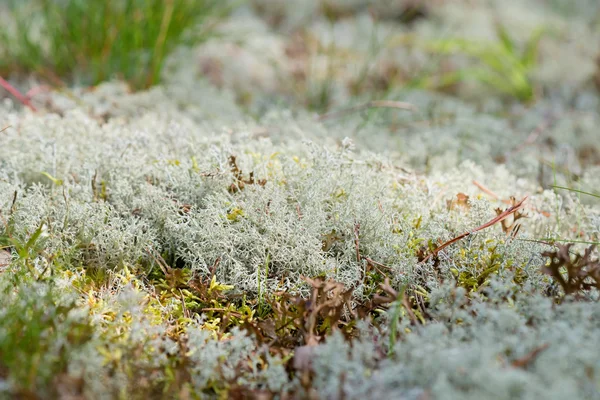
[1,0,232,90]
[552,185,600,199]
[149,0,175,88]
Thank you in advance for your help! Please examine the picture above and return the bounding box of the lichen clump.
[1,0,600,398]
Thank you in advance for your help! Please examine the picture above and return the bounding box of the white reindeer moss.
[1,1,599,396]
[3,103,587,294]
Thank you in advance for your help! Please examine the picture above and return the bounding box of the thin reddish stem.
[421,196,528,263]
[0,76,37,112]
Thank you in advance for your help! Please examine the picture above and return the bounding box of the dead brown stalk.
[421,196,528,264]
[511,343,549,369]
[353,222,361,263]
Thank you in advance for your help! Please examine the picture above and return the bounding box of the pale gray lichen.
[0,1,599,398]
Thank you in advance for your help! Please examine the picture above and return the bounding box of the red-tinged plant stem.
[0,76,37,112]
[421,196,528,263]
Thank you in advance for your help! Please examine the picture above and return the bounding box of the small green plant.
[0,273,94,397]
[423,23,544,102]
[0,0,232,89]
[304,38,338,113]
[0,219,48,279]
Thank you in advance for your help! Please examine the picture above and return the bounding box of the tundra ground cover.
[0,1,599,398]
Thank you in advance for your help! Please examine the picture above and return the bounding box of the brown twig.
[378,278,420,324]
[10,190,18,216]
[209,257,221,279]
[145,247,168,275]
[353,222,361,263]
[363,256,393,274]
[472,180,512,205]
[179,289,190,319]
[317,100,416,121]
[377,200,384,214]
[0,76,37,112]
[0,125,11,134]
[421,196,528,264]
[402,293,419,325]
[511,343,549,369]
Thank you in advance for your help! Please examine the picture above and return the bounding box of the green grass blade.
[552,185,600,199]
